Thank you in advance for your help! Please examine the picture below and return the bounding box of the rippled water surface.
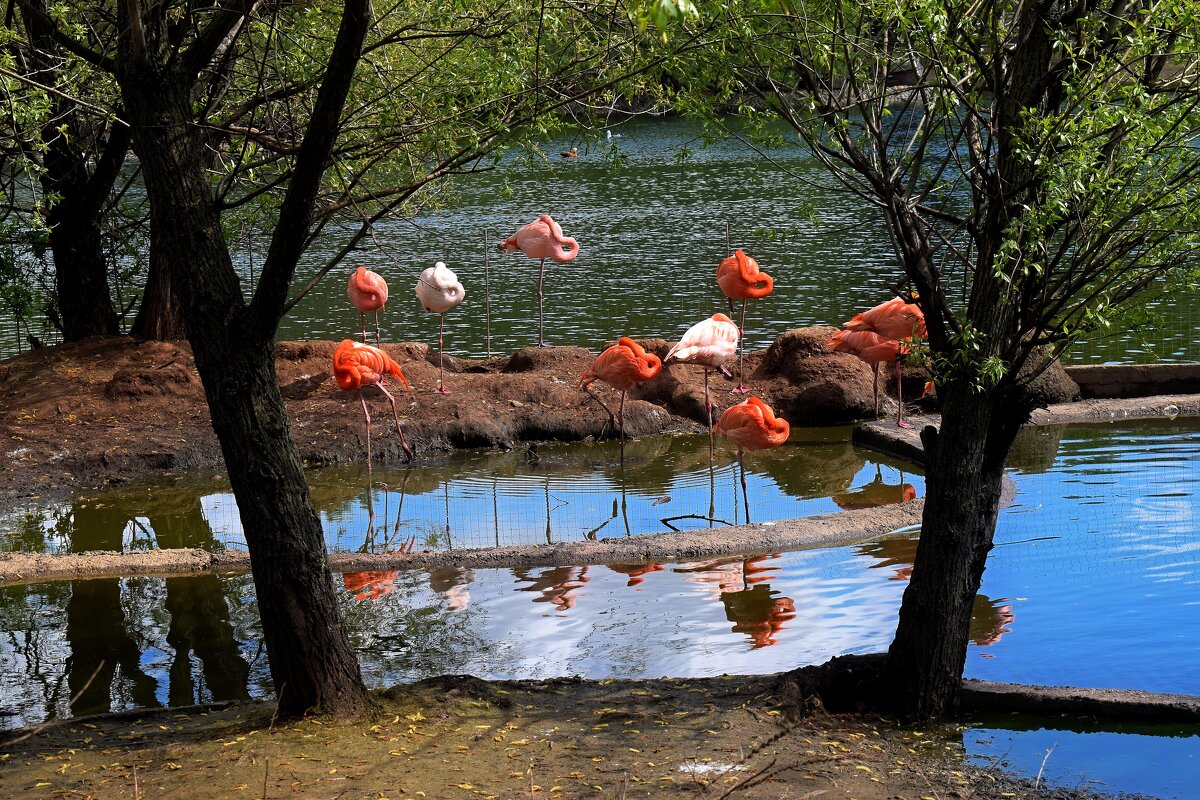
[2,419,1198,797]
[3,118,1196,362]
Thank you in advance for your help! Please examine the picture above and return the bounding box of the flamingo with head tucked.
[665,314,740,445]
[716,249,773,393]
[499,214,579,347]
[838,298,925,427]
[578,337,662,449]
[828,312,922,429]
[414,261,465,394]
[347,266,388,343]
[717,396,790,522]
[333,339,413,465]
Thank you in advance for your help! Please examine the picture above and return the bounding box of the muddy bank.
[0,330,931,502]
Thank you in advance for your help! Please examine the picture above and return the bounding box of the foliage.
[678,0,1200,387]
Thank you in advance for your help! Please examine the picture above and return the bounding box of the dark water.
[3,118,1196,363]
[2,419,1198,798]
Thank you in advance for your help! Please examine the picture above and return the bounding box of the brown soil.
[0,675,1116,800]
[0,330,1092,505]
[0,330,924,502]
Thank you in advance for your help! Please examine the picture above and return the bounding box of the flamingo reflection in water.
[855,538,1016,645]
[342,570,400,601]
[513,565,591,611]
[428,566,474,612]
[675,555,795,648]
[832,465,918,511]
[607,562,667,587]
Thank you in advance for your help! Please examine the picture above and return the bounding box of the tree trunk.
[881,381,1026,719]
[46,191,120,341]
[117,69,368,718]
[131,223,187,340]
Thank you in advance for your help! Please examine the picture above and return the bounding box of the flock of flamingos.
[331,213,928,476]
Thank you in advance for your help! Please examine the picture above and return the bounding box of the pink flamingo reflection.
[428,566,474,611]
[608,562,666,587]
[833,466,918,511]
[971,598,1016,646]
[513,566,590,611]
[856,539,1017,645]
[342,570,400,601]
[721,586,797,648]
[674,555,795,647]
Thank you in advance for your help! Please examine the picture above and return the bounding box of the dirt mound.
[0,328,1038,498]
[104,362,197,400]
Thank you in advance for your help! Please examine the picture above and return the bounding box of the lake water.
[1,419,1197,797]
[3,118,1197,363]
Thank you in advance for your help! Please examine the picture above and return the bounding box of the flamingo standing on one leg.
[333,339,413,466]
[498,214,579,347]
[578,337,662,455]
[827,328,915,428]
[838,298,925,428]
[414,261,465,394]
[716,249,773,394]
[347,266,389,343]
[665,313,740,448]
[717,396,790,523]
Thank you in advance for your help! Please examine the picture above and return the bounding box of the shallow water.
[1,428,922,555]
[3,118,1196,363]
[1,419,1197,797]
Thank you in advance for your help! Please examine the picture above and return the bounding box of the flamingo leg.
[537,257,548,348]
[360,312,368,344]
[733,299,751,394]
[618,390,626,464]
[374,310,382,343]
[583,386,616,435]
[358,388,373,475]
[872,363,880,418]
[435,312,450,394]
[896,360,912,429]
[375,381,414,460]
[704,368,714,454]
[739,450,750,524]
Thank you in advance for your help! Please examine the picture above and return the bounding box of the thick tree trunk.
[131,224,187,340]
[881,381,1026,719]
[118,70,368,718]
[46,192,120,340]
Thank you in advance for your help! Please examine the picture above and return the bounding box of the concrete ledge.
[854,394,1200,464]
[0,500,923,586]
[962,679,1200,724]
[1065,363,1200,399]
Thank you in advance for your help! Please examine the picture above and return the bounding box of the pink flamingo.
[333,339,413,464]
[843,297,926,341]
[716,249,773,393]
[665,313,740,445]
[717,396,790,522]
[827,328,916,428]
[578,337,662,448]
[498,214,579,347]
[414,261,465,394]
[347,266,388,343]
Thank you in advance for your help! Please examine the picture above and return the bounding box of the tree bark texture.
[131,224,187,340]
[115,62,368,716]
[882,378,1028,719]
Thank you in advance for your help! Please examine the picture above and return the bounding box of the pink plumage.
[347,266,388,313]
[665,313,740,369]
[499,214,579,263]
[843,298,925,341]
